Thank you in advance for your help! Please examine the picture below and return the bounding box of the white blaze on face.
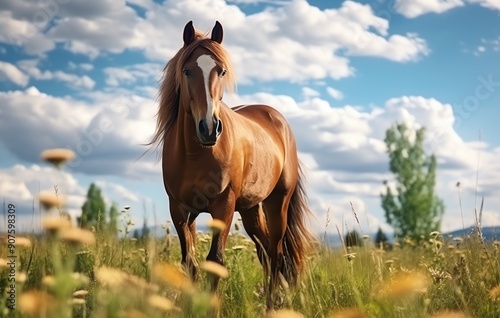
[196,54,217,134]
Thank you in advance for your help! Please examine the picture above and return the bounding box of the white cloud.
[395,0,465,18]
[103,63,161,87]
[17,59,95,90]
[0,164,86,226]
[95,180,140,203]
[468,0,500,11]
[68,61,94,71]
[0,87,96,163]
[2,0,430,83]
[326,87,344,100]
[0,61,29,86]
[395,0,500,18]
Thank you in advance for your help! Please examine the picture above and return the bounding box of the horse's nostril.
[198,119,207,136]
[216,119,223,135]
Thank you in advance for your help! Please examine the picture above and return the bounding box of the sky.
[1,0,499,237]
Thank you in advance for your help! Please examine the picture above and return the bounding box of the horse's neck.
[175,106,203,156]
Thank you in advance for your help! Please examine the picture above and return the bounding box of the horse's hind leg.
[239,203,270,272]
[170,200,198,280]
[262,191,291,309]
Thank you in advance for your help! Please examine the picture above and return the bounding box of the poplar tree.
[381,123,445,242]
[78,183,106,230]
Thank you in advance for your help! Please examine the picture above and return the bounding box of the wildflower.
[429,311,470,318]
[232,245,245,251]
[202,261,229,278]
[328,308,366,318]
[14,236,32,248]
[19,291,57,316]
[41,148,75,168]
[60,228,96,245]
[42,275,56,287]
[207,219,226,234]
[39,191,64,210]
[153,263,193,292]
[95,266,128,289]
[489,284,500,301]
[374,272,429,299]
[344,253,356,262]
[42,217,72,234]
[69,298,86,305]
[72,290,89,298]
[71,272,90,285]
[147,294,179,312]
[0,258,9,269]
[266,309,305,318]
[17,272,27,283]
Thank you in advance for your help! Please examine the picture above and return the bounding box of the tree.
[374,227,389,249]
[108,203,119,235]
[381,123,445,242]
[78,183,106,230]
[344,230,363,248]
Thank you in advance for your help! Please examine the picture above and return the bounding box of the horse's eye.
[183,69,191,77]
[220,69,226,77]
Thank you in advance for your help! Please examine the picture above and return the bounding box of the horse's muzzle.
[197,117,223,146]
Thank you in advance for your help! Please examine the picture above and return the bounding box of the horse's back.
[231,104,291,137]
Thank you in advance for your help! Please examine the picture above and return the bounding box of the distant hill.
[445,226,499,242]
[135,225,499,247]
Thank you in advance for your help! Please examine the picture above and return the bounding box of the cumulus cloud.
[2,0,430,83]
[0,61,29,86]
[395,0,465,18]
[103,63,161,87]
[395,0,500,18]
[326,87,344,100]
[17,59,95,90]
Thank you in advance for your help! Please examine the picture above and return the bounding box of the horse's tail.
[282,164,316,286]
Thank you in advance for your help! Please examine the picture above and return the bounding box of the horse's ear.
[211,21,223,44]
[183,21,195,46]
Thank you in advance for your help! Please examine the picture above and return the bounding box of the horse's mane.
[149,29,236,151]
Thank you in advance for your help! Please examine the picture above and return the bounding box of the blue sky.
[1,0,499,235]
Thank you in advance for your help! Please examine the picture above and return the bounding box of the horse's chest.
[163,159,225,206]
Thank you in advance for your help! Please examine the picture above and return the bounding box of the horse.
[151,20,315,309]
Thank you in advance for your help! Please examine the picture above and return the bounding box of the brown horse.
[151,20,315,308]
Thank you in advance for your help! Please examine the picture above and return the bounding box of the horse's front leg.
[206,189,236,291]
[170,200,198,280]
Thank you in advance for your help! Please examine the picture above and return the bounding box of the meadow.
[1,150,499,318]
[1,209,499,318]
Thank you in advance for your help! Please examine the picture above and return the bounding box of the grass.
[1,217,500,318]
[1,149,499,317]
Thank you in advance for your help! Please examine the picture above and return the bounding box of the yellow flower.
[42,217,72,234]
[266,309,305,318]
[40,148,75,168]
[147,294,179,312]
[429,311,470,318]
[201,261,229,278]
[489,284,500,301]
[328,308,366,318]
[39,191,64,210]
[153,263,193,292]
[19,291,57,316]
[13,236,32,248]
[60,228,96,245]
[374,272,429,299]
[72,290,89,298]
[207,219,226,234]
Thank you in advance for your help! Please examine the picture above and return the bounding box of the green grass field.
[2,152,499,317]
[1,214,499,318]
